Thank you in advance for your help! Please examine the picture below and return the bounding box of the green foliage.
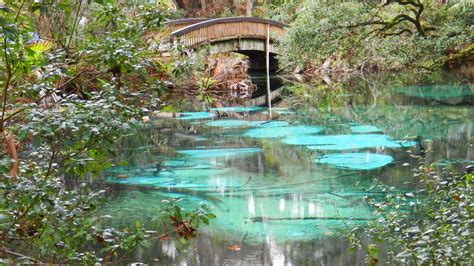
[280,1,473,72]
[159,197,216,248]
[195,73,218,104]
[284,81,357,117]
[20,83,139,178]
[80,3,163,76]
[263,0,304,24]
[0,0,198,263]
[346,160,473,265]
[0,170,146,263]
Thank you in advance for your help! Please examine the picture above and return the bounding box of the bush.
[346,159,473,265]
[279,1,473,73]
[0,1,203,263]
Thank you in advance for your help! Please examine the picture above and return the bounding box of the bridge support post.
[265,23,272,117]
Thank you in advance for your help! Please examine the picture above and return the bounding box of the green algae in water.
[102,189,375,242]
[244,125,324,139]
[111,162,250,190]
[262,108,295,115]
[178,112,216,120]
[206,120,288,129]
[282,134,416,150]
[258,121,289,127]
[395,84,474,100]
[177,147,262,158]
[206,120,263,128]
[315,153,394,170]
[200,193,374,242]
[102,76,474,250]
[350,125,382,133]
[209,106,263,112]
[106,159,379,242]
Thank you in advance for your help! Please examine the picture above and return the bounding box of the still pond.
[102,72,473,265]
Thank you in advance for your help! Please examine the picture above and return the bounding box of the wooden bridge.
[165,17,287,69]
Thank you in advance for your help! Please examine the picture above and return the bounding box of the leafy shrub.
[346,160,473,265]
[279,1,473,73]
[0,1,205,263]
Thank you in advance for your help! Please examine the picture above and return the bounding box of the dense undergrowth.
[277,1,473,77]
[0,1,214,263]
[346,159,473,265]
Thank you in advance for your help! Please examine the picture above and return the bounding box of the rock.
[322,75,332,85]
[293,66,303,74]
[153,111,176,118]
[293,73,306,82]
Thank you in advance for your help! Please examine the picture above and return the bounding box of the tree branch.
[1,26,13,133]
[345,0,429,37]
[14,0,26,23]
[66,0,83,52]
[0,246,41,263]
[3,70,85,123]
[52,138,100,173]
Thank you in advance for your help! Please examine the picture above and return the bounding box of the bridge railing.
[164,18,211,32]
[170,17,286,48]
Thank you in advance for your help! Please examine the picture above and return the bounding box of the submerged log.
[107,182,225,207]
[250,216,373,222]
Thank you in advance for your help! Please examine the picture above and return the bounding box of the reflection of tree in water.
[129,232,367,265]
[283,72,473,167]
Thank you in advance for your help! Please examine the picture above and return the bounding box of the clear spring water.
[102,72,473,264]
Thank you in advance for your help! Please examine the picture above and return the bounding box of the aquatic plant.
[244,125,323,139]
[178,112,216,120]
[315,153,393,170]
[159,197,216,248]
[176,148,262,158]
[283,134,416,150]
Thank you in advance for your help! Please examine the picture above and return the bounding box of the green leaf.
[200,216,209,225]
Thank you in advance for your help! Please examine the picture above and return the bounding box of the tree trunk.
[5,135,18,181]
[246,0,253,17]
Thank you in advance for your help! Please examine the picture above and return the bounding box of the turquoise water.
[315,153,394,170]
[102,73,473,264]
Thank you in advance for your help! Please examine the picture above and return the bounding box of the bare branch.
[0,246,41,263]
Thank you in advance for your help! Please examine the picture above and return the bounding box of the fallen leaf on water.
[227,245,241,251]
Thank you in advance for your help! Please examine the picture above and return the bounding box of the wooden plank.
[171,17,286,37]
[171,17,287,49]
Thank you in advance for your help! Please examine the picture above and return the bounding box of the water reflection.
[103,72,473,264]
[127,232,367,265]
